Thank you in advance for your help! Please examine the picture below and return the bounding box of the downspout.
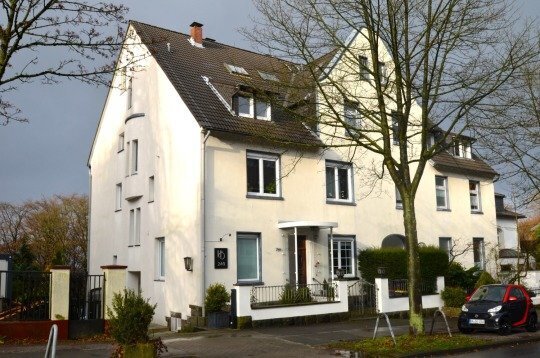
[201,129,211,317]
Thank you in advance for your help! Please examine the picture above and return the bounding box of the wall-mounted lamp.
[184,257,193,272]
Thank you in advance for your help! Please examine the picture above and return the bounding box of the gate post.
[101,265,127,319]
[50,265,71,320]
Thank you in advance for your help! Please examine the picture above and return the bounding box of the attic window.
[226,64,249,76]
[452,138,472,159]
[258,71,279,82]
[234,94,271,121]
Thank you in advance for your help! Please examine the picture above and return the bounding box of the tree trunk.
[402,192,424,335]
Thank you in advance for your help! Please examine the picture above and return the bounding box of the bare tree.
[0,202,29,254]
[0,0,129,125]
[248,0,536,334]
[472,55,540,208]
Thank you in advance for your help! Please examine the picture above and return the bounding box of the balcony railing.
[250,283,338,308]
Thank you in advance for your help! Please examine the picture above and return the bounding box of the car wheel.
[498,318,512,336]
[526,314,537,332]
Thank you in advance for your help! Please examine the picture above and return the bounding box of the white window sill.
[326,200,356,206]
[246,194,283,201]
[436,208,451,212]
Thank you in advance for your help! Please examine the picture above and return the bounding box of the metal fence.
[0,270,51,321]
[388,279,437,298]
[347,280,377,315]
[250,283,338,308]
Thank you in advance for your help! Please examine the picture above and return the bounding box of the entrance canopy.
[277,221,338,285]
[277,221,338,229]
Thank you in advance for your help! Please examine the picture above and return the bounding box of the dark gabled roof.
[430,150,498,179]
[130,21,322,147]
[497,209,526,220]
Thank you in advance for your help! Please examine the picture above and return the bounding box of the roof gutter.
[201,129,211,317]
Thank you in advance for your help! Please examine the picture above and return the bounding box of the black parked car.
[458,284,537,335]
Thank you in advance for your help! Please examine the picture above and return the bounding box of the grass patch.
[328,334,491,357]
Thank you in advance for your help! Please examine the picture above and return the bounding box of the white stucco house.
[495,193,527,273]
[88,21,504,324]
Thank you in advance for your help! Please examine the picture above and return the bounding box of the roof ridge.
[129,19,297,65]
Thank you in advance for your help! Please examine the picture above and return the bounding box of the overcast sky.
[0,1,538,204]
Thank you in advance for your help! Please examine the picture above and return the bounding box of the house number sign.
[214,248,228,269]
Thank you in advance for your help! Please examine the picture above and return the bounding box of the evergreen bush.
[279,284,312,304]
[358,246,448,284]
[107,289,156,345]
[474,271,497,288]
[205,283,231,313]
[441,287,467,308]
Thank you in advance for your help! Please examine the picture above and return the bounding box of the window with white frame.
[235,94,271,120]
[127,76,133,109]
[332,236,356,278]
[395,186,403,209]
[473,237,485,270]
[149,176,155,202]
[358,55,368,80]
[452,139,472,158]
[118,133,124,152]
[255,100,271,120]
[115,183,122,211]
[156,237,165,280]
[125,141,130,177]
[129,207,141,246]
[131,139,138,175]
[378,61,387,79]
[391,111,400,145]
[237,233,261,282]
[439,237,452,258]
[246,151,280,197]
[469,181,481,212]
[326,161,353,202]
[435,176,449,210]
[237,95,253,118]
[344,101,360,136]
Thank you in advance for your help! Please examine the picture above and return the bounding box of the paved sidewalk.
[1,317,539,357]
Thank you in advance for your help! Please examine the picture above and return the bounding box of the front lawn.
[328,334,491,356]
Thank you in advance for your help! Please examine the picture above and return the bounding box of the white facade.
[88,24,500,324]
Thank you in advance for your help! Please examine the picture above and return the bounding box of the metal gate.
[68,271,105,339]
[348,279,377,316]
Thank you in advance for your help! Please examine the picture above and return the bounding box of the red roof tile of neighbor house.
[130,21,499,178]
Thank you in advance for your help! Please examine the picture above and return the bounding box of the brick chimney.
[189,22,204,48]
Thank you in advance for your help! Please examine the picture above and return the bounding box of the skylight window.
[258,71,279,82]
[226,64,249,76]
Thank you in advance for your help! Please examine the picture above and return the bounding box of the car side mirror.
[508,296,518,302]
[465,295,471,302]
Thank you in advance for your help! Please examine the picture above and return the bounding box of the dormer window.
[452,138,472,158]
[234,94,271,121]
[237,95,253,117]
[226,64,249,76]
[258,71,279,82]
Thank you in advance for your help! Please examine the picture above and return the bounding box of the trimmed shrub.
[441,287,467,308]
[444,262,480,291]
[107,289,156,345]
[205,283,231,313]
[474,271,497,288]
[358,246,448,284]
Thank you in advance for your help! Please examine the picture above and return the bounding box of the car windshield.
[469,286,506,302]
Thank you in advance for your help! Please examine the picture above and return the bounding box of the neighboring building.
[88,21,501,324]
[495,193,526,273]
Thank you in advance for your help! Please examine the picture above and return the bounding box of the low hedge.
[441,287,467,308]
[358,246,448,284]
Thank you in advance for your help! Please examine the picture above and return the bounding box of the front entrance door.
[297,236,307,285]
